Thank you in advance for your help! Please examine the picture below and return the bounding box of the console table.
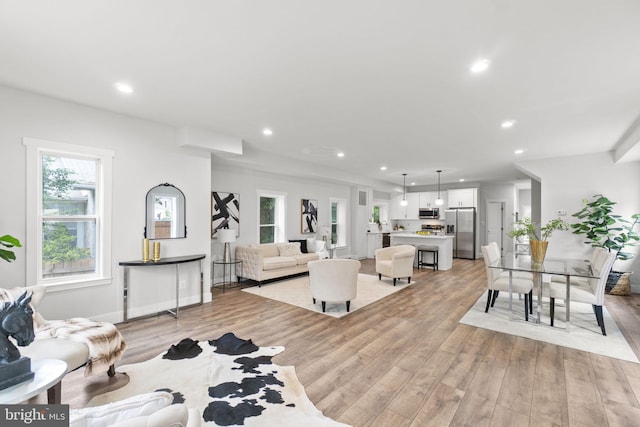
[119,254,205,322]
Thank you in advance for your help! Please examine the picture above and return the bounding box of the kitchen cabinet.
[390,193,419,219]
[447,188,477,208]
[419,191,447,214]
[367,233,383,258]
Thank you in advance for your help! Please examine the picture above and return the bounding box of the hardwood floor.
[52,258,640,426]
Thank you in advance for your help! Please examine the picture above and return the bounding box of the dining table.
[487,253,600,329]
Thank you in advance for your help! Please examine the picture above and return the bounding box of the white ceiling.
[2,1,640,192]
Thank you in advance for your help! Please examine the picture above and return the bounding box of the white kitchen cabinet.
[390,193,419,219]
[367,233,383,258]
[447,188,477,208]
[420,191,447,210]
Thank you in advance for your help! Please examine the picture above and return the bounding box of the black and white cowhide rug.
[88,333,349,426]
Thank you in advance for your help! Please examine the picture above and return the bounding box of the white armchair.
[308,259,361,312]
[375,245,415,286]
[70,391,200,427]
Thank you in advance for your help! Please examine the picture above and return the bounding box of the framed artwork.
[301,199,318,234]
[212,191,240,238]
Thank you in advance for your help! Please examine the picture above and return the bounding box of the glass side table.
[212,259,243,292]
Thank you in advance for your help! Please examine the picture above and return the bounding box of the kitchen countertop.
[391,233,453,239]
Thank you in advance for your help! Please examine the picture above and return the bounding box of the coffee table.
[0,359,67,404]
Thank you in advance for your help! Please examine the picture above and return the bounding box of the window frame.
[257,190,287,244]
[24,138,114,291]
[330,197,347,247]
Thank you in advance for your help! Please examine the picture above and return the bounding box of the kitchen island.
[390,233,454,270]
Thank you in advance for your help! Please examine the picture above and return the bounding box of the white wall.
[479,183,517,251]
[210,161,354,263]
[0,85,211,322]
[518,152,640,289]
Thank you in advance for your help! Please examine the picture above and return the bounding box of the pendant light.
[435,170,444,205]
[400,173,408,206]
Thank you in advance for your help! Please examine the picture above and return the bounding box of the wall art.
[212,191,240,238]
[301,199,318,234]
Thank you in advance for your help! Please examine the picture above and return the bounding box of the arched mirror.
[144,183,187,239]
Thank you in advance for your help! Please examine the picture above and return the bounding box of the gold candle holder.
[142,238,150,262]
[153,241,161,262]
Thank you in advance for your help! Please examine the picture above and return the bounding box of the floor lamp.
[218,229,236,262]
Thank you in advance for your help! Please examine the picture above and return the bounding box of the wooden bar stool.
[417,246,439,271]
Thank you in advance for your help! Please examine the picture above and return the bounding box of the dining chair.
[548,249,616,335]
[549,246,604,287]
[488,242,532,280]
[481,245,534,321]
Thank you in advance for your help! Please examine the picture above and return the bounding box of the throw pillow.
[277,242,302,257]
[306,238,317,253]
[288,239,308,253]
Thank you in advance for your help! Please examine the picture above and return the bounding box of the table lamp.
[218,229,236,262]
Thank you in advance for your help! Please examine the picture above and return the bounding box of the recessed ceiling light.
[262,128,273,136]
[114,82,133,94]
[337,152,345,158]
[501,120,516,128]
[470,59,490,73]
[459,178,465,182]
[411,182,416,186]
[380,166,387,171]
[514,149,524,155]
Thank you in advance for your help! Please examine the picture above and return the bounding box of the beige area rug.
[241,273,412,318]
[460,291,639,363]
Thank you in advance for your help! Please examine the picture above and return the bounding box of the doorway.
[486,201,505,255]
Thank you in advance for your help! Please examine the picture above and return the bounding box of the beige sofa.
[235,242,321,285]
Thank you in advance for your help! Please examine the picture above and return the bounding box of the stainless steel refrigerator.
[445,208,476,259]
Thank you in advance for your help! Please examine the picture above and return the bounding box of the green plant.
[508,216,569,241]
[0,234,22,262]
[570,194,640,261]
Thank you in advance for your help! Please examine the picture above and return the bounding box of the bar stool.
[417,245,439,271]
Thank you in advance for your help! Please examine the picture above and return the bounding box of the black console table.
[119,254,206,322]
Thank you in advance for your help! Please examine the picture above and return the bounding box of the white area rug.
[88,333,350,426]
[242,274,412,318]
[460,291,639,363]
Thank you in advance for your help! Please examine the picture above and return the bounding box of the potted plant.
[570,194,640,294]
[508,217,569,263]
[0,234,21,263]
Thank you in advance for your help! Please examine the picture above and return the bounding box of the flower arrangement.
[508,217,569,241]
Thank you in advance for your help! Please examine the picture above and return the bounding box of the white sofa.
[235,241,323,285]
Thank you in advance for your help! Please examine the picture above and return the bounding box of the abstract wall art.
[301,199,318,234]
[212,191,240,238]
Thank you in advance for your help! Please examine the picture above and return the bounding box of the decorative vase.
[529,240,548,264]
[152,241,161,262]
[142,238,150,262]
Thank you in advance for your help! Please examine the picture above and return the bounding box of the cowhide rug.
[88,333,349,426]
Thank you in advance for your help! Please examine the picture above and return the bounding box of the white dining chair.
[481,245,534,321]
[548,249,616,335]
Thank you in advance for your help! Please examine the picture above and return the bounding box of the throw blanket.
[36,318,127,376]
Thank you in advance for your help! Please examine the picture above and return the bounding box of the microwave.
[419,208,440,218]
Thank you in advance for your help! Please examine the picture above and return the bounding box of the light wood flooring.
[51,258,640,426]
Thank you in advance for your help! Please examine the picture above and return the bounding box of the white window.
[330,198,347,247]
[24,138,114,289]
[258,191,286,244]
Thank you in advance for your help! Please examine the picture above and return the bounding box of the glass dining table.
[487,253,600,328]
